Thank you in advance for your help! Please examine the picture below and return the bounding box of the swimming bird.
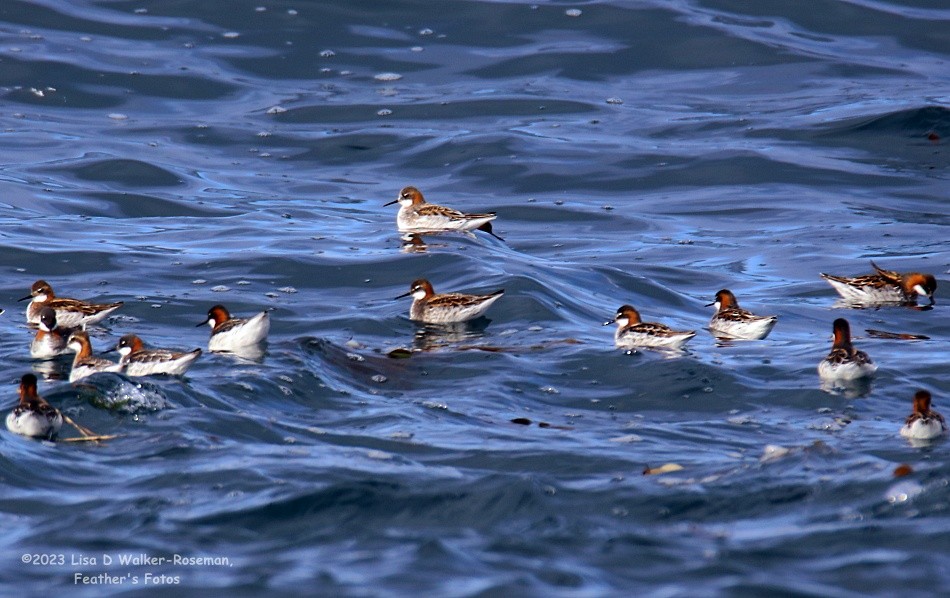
[385,186,502,239]
[820,262,936,306]
[605,305,696,349]
[818,318,877,380]
[900,390,946,441]
[112,334,201,377]
[30,307,75,359]
[706,289,777,340]
[198,305,270,351]
[396,279,504,324]
[66,330,124,382]
[19,279,123,328]
[6,373,63,439]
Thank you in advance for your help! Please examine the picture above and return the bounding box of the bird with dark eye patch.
[19,279,123,328]
[385,186,503,240]
[198,304,270,351]
[30,307,77,359]
[706,289,777,340]
[66,330,124,382]
[604,305,695,349]
[396,279,504,324]
[821,261,936,306]
[109,334,201,377]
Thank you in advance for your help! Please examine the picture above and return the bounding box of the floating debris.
[643,463,683,475]
[387,348,412,359]
[509,417,572,430]
[760,444,790,462]
[885,480,923,504]
[893,464,914,477]
[866,329,929,340]
[609,434,643,443]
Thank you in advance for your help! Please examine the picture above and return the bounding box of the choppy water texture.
[1,1,948,596]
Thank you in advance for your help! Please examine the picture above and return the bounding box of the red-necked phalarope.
[396,279,504,324]
[198,305,270,351]
[385,186,501,239]
[900,390,946,441]
[30,307,75,359]
[605,305,696,349]
[818,318,877,380]
[6,373,63,439]
[706,289,777,340]
[19,279,123,328]
[821,262,936,306]
[66,330,124,382]
[112,334,201,377]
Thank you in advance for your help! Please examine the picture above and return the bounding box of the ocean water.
[0,0,947,595]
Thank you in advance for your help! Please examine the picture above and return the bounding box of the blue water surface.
[0,1,947,596]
